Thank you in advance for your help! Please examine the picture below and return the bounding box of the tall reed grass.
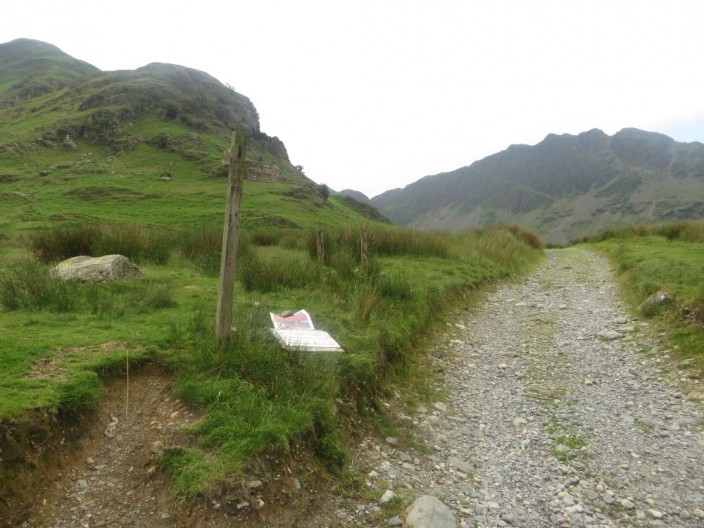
[238,251,321,292]
[31,222,173,264]
[177,222,252,275]
[0,259,76,311]
[575,220,704,244]
[306,224,452,264]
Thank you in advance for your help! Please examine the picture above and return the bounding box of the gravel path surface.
[346,248,704,527]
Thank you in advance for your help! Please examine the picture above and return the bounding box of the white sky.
[3,0,704,197]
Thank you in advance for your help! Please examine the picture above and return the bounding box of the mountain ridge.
[372,128,704,243]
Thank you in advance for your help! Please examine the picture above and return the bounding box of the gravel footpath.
[345,248,704,527]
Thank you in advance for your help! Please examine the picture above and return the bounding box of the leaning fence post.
[317,228,325,264]
[216,131,248,341]
[361,225,369,272]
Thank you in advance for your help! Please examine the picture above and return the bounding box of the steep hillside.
[372,128,704,243]
[0,38,385,234]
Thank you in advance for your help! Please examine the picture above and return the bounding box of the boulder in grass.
[638,291,672,316]
[50,255,141,283]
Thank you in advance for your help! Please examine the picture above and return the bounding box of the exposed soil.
[11,365,198,527]
[6,366,351,528]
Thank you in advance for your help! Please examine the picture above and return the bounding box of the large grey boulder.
[50,255,141,283]
[405,495,456,528]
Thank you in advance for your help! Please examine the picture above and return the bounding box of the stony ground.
[16,248,704,527]
[20,365,203,528]
[336,248,704,527]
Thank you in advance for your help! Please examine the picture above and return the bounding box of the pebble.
[648,509,665,519]
[621,499,636,509]
[379,490,396,504]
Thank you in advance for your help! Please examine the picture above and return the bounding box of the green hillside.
[0,39,546,522]
[372,128,704,244]
[0,38,381,242]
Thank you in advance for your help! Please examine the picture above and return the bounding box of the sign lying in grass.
[270,310,343,353]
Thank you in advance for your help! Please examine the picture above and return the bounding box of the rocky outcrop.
[50,255,141,282]
[247,161,284,182]
[257,134,290,162]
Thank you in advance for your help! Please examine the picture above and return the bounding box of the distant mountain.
[372,128,704,243]
[334,189,371,203]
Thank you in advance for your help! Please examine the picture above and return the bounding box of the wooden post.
[360,226,368,272]
[316,228,325,264]
[216,131,248,341]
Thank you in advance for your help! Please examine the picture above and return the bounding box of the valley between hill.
[14,248,704,527]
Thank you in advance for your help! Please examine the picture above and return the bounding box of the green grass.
[583,221,704,371]
[550,435,586,463]
[0,220,542,497]
[0,73,545,498]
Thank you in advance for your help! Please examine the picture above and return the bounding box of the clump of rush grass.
[655,221,704,242]
[306,224,452,264]
[250,229,281,246]
[460,226,542,273]
[31,222,174,264]
[31,224,97,262]
[238,251,321,292]
[177,222,252,275]
[95,223,173,264]
[575,220,704,244]
[0,259,76,311]
[498,224,543,249]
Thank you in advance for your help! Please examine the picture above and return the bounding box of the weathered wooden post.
[216,131,248,341]
[360,225,369,272]
[316,228,325,264]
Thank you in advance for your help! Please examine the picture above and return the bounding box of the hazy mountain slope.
[0,38,387,232]
[0,38,99,103]
[334,189,371,203]
[372,128,704,243]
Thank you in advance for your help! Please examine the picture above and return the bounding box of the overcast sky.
[3,0,704,197]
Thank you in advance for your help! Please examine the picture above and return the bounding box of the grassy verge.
[0,221,542,498]
[581,221,704,372]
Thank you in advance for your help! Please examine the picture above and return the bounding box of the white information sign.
[270,310,343,353]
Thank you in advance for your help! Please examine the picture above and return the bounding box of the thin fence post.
[317,228,325,264]
[216,131,247,341]
[361,225,368,272]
